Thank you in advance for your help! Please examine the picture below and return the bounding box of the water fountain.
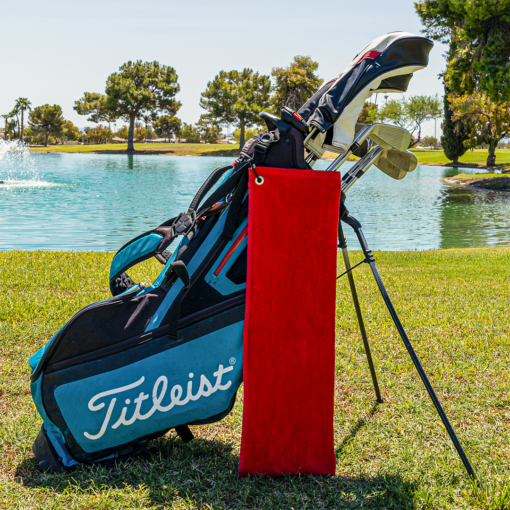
[0,139,41,187]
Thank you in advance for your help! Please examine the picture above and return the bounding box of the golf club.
[307,123,376,168]
[322,123,412,173]
[375,149,418,180]
[340,146,384,192]
[375,149,418,181]
[341,146,418,192]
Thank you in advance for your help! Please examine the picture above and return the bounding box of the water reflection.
[438,186,510,249]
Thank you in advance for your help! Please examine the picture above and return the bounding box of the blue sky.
[2,0,446,136]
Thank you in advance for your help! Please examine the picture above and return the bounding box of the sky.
[1,0,447,137]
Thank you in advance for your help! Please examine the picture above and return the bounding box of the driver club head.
[375,149,418,180]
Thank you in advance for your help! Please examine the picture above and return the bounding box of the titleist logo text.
[84,364,234,440]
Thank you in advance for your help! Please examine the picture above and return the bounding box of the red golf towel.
[239,166,340,477]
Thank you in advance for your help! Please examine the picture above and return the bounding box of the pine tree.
[200,69,271,149]
[28,104,66,147]
[441,90,467,165]
[415,0,510,101]
[105,61,181,151]
[271,56,323,113]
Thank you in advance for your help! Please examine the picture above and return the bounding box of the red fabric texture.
[239,167,340,477]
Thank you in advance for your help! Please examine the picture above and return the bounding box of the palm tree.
[141,111,153,140]
[3,111,17,140]
[14,98,32,143]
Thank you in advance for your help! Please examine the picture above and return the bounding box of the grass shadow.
[336,401,381,456]
[16,432,418,509]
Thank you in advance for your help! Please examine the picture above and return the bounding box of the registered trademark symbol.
[229,357,236,365]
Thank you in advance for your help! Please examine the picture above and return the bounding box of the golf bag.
[28,119,310,472]
[29,32,434,472]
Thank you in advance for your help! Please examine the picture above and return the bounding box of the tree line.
[359,95,442,148]
[1,57,324,150]
[1,55,441,152]
[4,8,509,166]
[73,56,323,150]
[416,0,510,166]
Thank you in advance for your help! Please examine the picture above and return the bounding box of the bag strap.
[109,223,177,296]
[195,162,248,217]
[221,166,248,240]
[188,164,234,212]
[164,261,190,340]
[161,164,250,336]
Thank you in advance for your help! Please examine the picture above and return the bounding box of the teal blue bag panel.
[53,321,243,453]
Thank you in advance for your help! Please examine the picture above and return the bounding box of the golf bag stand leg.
[338,221,383,403]
[341,214,480,486]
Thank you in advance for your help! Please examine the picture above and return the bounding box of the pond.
[1,149,509,251]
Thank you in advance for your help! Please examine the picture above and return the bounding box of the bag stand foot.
[340,213,481,487]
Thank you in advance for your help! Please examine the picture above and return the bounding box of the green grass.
[30,143,510,168]
[446,173,510,180]
[1,249,509,509]
[410,149,510,168]
[30,143,239,157]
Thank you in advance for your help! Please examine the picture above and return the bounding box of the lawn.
[30,144,510,169]
[30,143,240,157]
[410,149,510,168]
[1,249,509,509]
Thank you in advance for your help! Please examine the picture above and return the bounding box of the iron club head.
[367,124,411,152]
[375,149,418,180]
[325,123,413,173]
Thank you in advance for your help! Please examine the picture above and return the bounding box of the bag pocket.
[40,305,245,463]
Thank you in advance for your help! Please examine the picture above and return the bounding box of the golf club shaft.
[341,146,383,192]
[305,152,316,166]
[325,150,352,172]
[338,222,383,403]
[342,214,481,486]
[324,124,376,173]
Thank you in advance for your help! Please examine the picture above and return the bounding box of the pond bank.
[443,173,510,192]
[30,142,240,158]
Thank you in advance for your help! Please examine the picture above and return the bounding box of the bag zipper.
[47,294,245,373]
[47,323,170,373]
[178,294,245,330]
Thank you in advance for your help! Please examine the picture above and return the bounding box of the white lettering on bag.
[83,364,234,440]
